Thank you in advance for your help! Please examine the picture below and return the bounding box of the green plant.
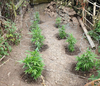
[59,25,66,39]
[66,34,77,52]
[55,17,61,28]
[88,21,100,41]
[19,49,44,80]
[34,12,40,23]
[5,20,21,45]
[0,35,12,58]
[31,25,45,49]
[30,20,38,30]
[98,46,100,53]
[76,48,98,71]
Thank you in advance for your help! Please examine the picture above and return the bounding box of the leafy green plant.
[31,25,45,49]
[88,21,100,41]
[0,35,12,58]
[59,25,67,39]
[34,12,40,23]
[55,17,61,28]
[5,20,21,45]
[19,49,44,80]
[66,34,77,52]
[76,48,98,71]
[30,20,38,30]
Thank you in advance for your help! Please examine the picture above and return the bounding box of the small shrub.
[76,48,98,71]
[59,25,67,39]
[19,49,44,80]
[5,20,21,45]
[55,17,61,28]
[34,12,40,23]
[31,25,45,49]
[88,21,100,41]
[66,34,77,52]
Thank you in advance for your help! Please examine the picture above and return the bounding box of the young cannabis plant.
[76,48,98,71]
[55,17,61,28]
[66,34,77,52]
[5,20,21,45]
[59,25,66,39]
[34,12,40,23]
[19,49,44,80]
[31,25,45,49]
[30,20,38,30]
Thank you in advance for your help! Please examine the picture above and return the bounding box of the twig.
[0,59,9,68]
[0,56,5,62]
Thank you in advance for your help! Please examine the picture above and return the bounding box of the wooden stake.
[78,17,95,49]
[93,2,96,29]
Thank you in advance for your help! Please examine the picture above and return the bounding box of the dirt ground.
[0,4,93,86]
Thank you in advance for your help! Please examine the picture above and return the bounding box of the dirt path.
[0,4,91,86]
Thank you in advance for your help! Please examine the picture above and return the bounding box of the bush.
[59,25,67,39]
[19,49,44,80]
[76,48,98,71]
[55,17,61,28]
[66,34,77,52]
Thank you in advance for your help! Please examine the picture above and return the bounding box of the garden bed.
[0,3,96,86]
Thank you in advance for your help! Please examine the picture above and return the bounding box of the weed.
[66,34,77,52]
[55,17,61,28]
[59,25,67,39]
[76,48,98,71]
[19,49,44,80]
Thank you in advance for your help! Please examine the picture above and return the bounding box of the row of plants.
[19,12,45,80]
[0,20,21,59]
[55,16,100,81]
[56,17,77,52]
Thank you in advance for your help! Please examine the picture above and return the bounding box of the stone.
[68,11,76,16]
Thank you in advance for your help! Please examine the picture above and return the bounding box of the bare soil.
[0,3,94,86]
[55,33,68,40]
